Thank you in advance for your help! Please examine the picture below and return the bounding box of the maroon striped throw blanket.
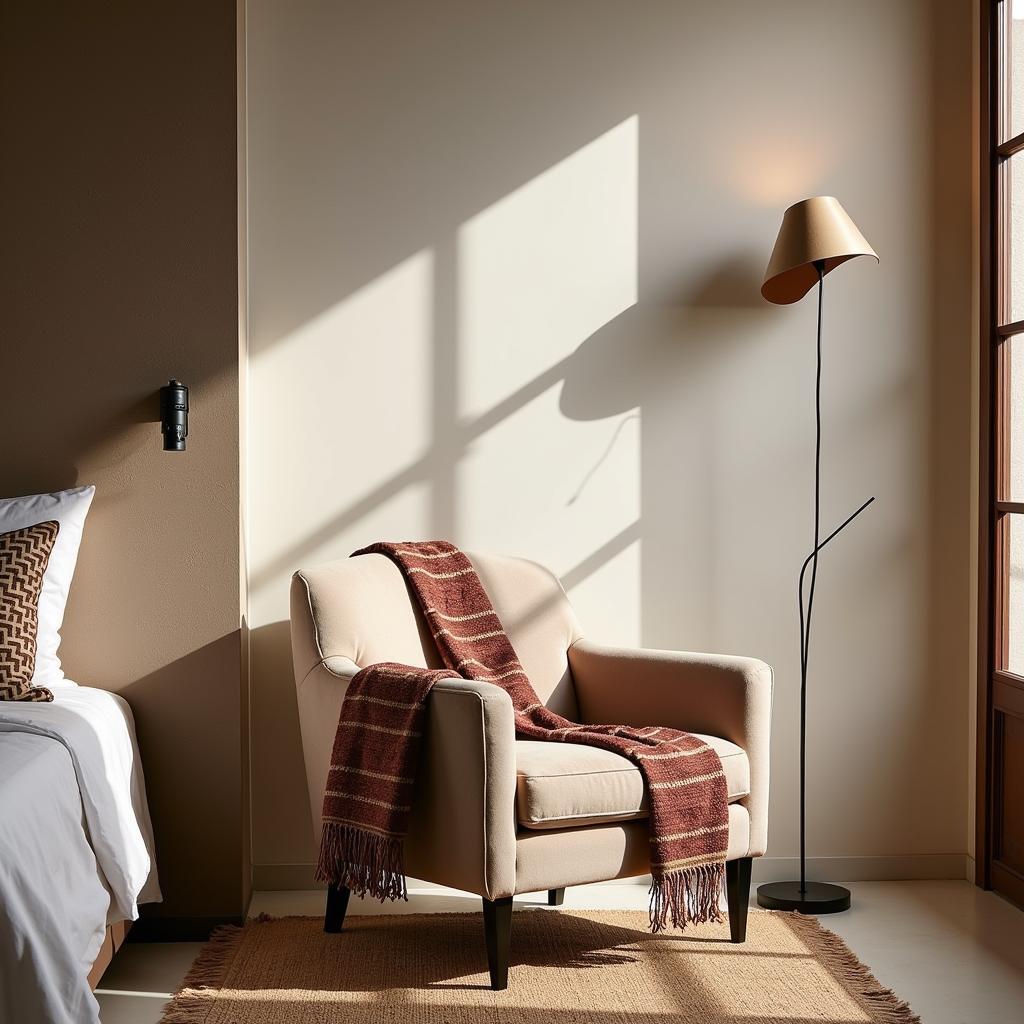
[316,541,729,931]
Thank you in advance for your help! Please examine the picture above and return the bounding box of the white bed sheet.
[0,734,109,1024]
[0,684,161,1024]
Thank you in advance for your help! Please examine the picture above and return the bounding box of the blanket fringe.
[649,861,725,933]
[315,821,408,902]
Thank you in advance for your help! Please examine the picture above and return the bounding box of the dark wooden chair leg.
[725,857,752,943]
[324,882,351,933]
[547,888,565,906]
[482,896,513,990]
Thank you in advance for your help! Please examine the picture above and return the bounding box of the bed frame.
[87,921,130,989]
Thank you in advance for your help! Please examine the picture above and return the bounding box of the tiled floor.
[96,880,1024,1023]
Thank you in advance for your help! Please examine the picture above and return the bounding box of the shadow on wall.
[121,631,248,923]
[248,620,307,840]
[252,285,771,850]
[245,0,971,878]
[249,235,777,859]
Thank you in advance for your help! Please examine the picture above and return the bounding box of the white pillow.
[0,486,95,687]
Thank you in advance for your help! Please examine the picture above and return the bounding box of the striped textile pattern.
[0,520,60,703]
[317,541,728,932]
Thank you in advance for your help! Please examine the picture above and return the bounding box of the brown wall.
[0,2,248,929]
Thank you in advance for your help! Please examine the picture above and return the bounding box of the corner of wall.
[237,0,253,914]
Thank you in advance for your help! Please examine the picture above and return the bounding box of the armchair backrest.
[291,550,584,716]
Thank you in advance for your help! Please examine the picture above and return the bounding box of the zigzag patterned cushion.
[0,520,60,702]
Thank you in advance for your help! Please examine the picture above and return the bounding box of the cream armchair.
[290,550,772,990]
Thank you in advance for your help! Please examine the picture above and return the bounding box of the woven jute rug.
[159,909,919,1023]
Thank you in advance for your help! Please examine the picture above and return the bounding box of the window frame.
[980,0,1024,899]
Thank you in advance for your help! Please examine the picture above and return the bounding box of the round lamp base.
[756,880,851,914]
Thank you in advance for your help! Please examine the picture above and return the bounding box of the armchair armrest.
[568,639,773,857]
[405,678,517,900]
[294,653,518,901]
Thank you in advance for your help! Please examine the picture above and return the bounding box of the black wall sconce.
[159,380,189,451]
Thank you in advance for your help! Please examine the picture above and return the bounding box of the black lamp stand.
[756,262,874,915]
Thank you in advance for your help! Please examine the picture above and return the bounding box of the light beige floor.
[97,880,1024,1024]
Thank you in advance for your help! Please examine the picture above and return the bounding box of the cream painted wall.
[246,0,974,881]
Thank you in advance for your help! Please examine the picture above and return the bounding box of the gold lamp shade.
[761,196,877,305]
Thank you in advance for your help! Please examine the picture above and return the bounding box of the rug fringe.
[315,821,408,902]
[782,911,922,1023]
[648,861,725,933]
[157,922,245,1024]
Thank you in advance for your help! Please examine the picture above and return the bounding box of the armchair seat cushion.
[515,734,750,831]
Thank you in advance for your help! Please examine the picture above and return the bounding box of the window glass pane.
[1006,338,1024,500]
[1008,515,1024,675]
[1003,153,1024,323]
[1005,1,1024,141]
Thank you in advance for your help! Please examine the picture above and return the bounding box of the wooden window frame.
[979,0,993,890]
[980,0,1024,906]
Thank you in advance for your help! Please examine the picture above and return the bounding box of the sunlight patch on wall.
[455,117,641,644]
[569,537,642,647]
[249,250,434,623]
[456,115,639,419]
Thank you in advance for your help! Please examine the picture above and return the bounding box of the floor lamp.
[755,197,878,915]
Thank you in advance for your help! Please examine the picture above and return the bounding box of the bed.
[0,684,160,1024]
